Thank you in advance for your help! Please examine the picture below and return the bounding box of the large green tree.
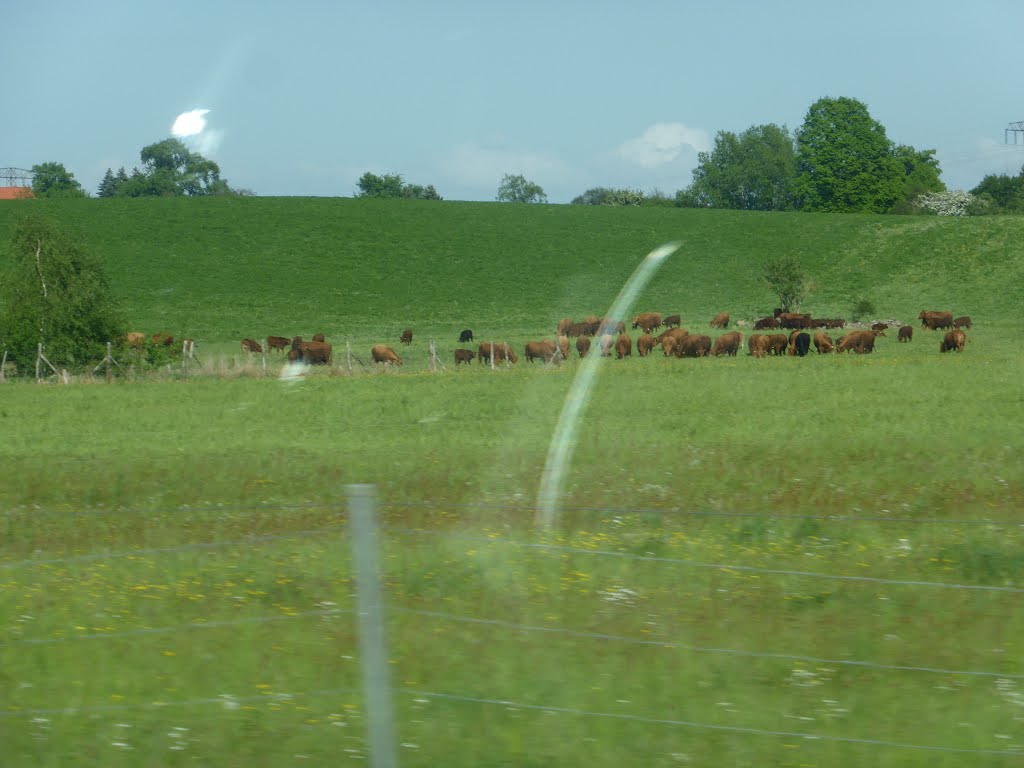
[0,214,125,373]
[678,124,796,210]
[31,162,88,199]
[355,172,441,199]
[792,97,905,213]
[496,174,547,203]
[970,169,1024,213]
[105,139,232,197]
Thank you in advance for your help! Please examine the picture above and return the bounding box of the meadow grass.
[1,199,1022,765]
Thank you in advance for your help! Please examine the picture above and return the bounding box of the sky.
[4,0,1024,203]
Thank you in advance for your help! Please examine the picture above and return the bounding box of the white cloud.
[617,122,711,168]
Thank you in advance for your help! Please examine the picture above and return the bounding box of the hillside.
[0,197,1021,342]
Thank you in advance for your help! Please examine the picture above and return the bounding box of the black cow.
[793,332,811,357]
[459,329,474,343]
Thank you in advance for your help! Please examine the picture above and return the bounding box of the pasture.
[1,198,1022,766]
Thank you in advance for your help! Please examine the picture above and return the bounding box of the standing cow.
[615,333,632,359]
[400,329,413,345]
[709,312,730,329]
[459,329,474,343]
[919,310,953,331]
[454,349,475,365]
[939,330,966,353]
[711,331,742,357]
[636,334,657,357]
[372,344,402,365]
[898,325,913,343]
[524,339,558,363]
[576,336,591,358]
[631,312,662,334]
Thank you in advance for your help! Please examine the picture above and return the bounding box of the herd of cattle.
[226,308,971,370]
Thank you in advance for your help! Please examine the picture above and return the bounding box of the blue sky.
[5,0,1024,202]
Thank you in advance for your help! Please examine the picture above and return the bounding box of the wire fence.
[2,490,1022,765]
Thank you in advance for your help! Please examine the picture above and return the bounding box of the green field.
[1,199,1022,766]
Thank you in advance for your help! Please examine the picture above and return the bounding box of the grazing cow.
[674,334,711,358]
[292,340,332,364]
[656,327,688,356]
[709,311,730,329]
[400,328,413,345]
[663,314,682,328]
[478,341,518,364]
[459,329,474,343]
[812,332,834,354]
[583,315,600,324]
[557,335,570,361]
[778,312,812,329]
[939,330,966,353]
[788,332,811,357]
[266,335,290,353]
[615,333,632,359]
[636,334,657,357]
[898,325,913,343]
[557,318,574,336]
[953,316,972,330]
[599,319,626,336]
[919,310,953,331]
[711,331,742,357]
[241,338,262,354]
[753,316,780,330]
[454,349,475,365]
[124,332,145,349]
[371,344,402,366]
[312,333,326,343]
[824,319,846,329]
[524,339,558,363]
[631,312,663,334]
[576,336,591,357]
[599,334,615,357]
[748,334,772,358]
[837,330,879,354]
[767,334,789,356]
[153,332,175,347]
[871,322,889,332]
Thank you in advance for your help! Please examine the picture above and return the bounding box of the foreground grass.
[2,329,1022,766]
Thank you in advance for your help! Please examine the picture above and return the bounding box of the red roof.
[0,187,34,200]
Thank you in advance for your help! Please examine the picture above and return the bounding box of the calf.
[400,328,413,345]
[454,348,475,365]
[241,338,262,354]
[898,325,913,343]
[939,330,966,353]
[953,316,972,330]
[266,335,290,352]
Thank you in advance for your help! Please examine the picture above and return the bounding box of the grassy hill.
[1,197,1021,344]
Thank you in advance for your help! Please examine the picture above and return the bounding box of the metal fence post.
[347,484,399,768]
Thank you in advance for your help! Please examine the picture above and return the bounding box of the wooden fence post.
[490,341,495,370]
[106,341,112,382]
[36,343,42,382]
[1,349,7,383]
[347,341,353,374]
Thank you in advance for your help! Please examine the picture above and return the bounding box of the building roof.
[0,186,34,200]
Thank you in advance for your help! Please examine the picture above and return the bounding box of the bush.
[851,297,875,322]
[0,214,126,373]
[762,257,808,312]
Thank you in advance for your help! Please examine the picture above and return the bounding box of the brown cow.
[897,325,913,343]
[124,332,145,349]
[599,334,615,357]
[400,328,413,345]
[615,333,632,359]
[778,313,812,329]
[454,349,475,365]
[312,333,326,343]
[576,336,591,357]
[524,339,558,363]
[556,336,570,361]
[267,335,290,352]
[939,330,966,353]
[766,334,789,356]
[153,332,174,347]
[674,334,711,358]
[241,338,262,354]
[557,318,574,336]
[657,327,689,356]
[709,311,730,329]
[663,314,681,328]
[919,310,953,331]
[711,331,742,357]
[953,316,972,330]
[631,312,662,334]
[748,334,772,358]
[753,316,780,330]
[636,334,657,357]
[837,330,879,354]
[812,332,834,354]
[293,340,332,364]
[871,322,889,332]
[371,344,401,365]
[478,341,518,364]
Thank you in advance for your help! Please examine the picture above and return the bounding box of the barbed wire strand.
[4,605,1019,682]
[386,527,1024,593]
[2,682,1017,756]
[400,688,1023,756]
